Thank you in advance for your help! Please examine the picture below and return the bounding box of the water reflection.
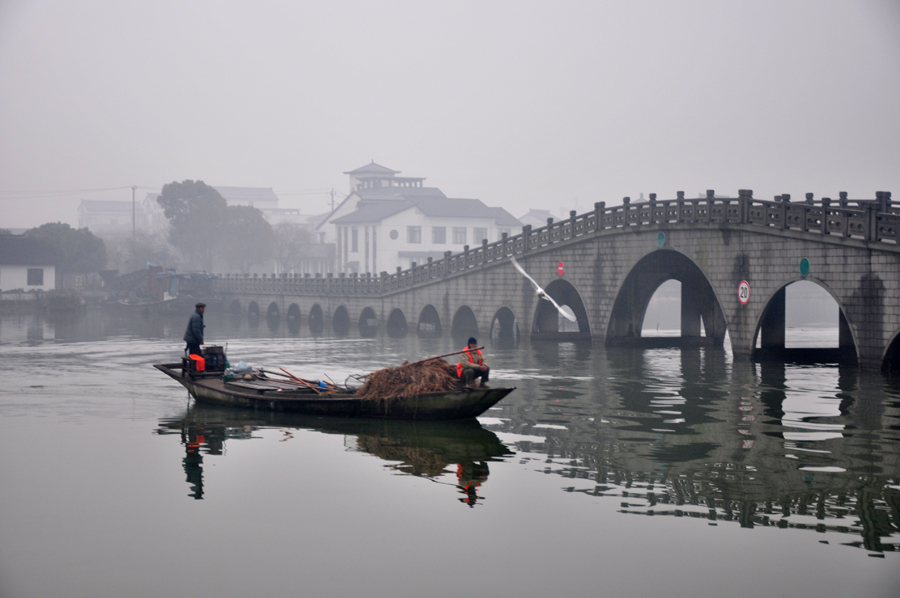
[156,405,513,505]
[4,308,899,566]
[486,345,900,554]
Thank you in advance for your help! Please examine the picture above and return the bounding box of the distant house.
[518,209,563,229]
[0,236,59,292]
[78,187,313,236]
[77,195,168,236]
[318,162,521,273]
[77,200,134,235]
[211,186,281,212]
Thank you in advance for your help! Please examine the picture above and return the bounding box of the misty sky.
[1,0,899,229]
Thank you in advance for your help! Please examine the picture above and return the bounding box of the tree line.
[153,180,315,274]
[11,180,318,281]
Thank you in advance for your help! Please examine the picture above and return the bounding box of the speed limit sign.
[738,280,750,305]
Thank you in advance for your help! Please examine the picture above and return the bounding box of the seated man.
[457,337,490,389]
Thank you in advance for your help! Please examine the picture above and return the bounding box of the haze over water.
[0,308,897,598]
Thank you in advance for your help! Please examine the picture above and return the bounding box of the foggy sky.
[1,0,899,229]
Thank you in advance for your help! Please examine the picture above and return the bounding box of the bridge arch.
[248,301,260,319]
[387,308,408,338]
[266,302,279,319]
[606,249,726,346]
[266,302,280,331]
[417,305,442,338]
[358,307,378,337]
[229,299,241,315]
[451,305,478,341]
[287,303,301,321]
[309,304,324,334]
[533,279,590,339]
[752,278,857,363]
[491,307,518,340]
[287,303,302,334]
[332,305,350,336]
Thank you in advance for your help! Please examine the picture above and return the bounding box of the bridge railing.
[214,190,895,297]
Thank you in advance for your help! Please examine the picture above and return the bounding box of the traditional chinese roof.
[331,197,521,227]
[343,161,401,176]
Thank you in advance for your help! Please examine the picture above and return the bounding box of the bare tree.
[272,222,313,274]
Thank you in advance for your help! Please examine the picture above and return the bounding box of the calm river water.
[0,308,898,598]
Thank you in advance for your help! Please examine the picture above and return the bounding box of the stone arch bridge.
[214,190,900,370]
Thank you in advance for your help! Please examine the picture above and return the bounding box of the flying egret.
[509,257,577,322]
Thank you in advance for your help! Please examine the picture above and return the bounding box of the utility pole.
[330,188,335,212]
[132,185,137,239]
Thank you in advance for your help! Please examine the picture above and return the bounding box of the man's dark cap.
[468,337,477,345]
[195,302,206,308]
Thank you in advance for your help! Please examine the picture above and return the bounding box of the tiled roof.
[0,236,60,266]
[487,207,522,227]
[413,198,521,226]
[331,201,413,224]
[332,197,522,227]
[356,186,446,201]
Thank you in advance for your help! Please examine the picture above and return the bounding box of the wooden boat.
[153,362,515,420]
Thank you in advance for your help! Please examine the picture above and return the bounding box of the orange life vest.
[189,354,206,372]
[456,348,482,377]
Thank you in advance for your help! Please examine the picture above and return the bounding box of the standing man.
[183,302,206,356]
[457,337,490,389]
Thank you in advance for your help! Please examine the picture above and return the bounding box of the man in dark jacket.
[183,302,206,356]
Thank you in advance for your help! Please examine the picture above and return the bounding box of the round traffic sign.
[738,280,750,305]
[557,261,565,276]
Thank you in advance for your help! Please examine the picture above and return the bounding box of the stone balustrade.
[214,190,896,297]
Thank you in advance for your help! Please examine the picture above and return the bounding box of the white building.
[0,236,58,292]
[318,162,521,274]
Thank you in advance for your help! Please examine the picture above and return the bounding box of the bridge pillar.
[839,310,855,358]
[681,279,702,338]
[758,287,786,357]
[681,275,726,346]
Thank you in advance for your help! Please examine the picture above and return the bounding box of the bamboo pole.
[280,367,321,393]
[402,346,484,368]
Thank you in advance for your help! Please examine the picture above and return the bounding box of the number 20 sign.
[738,280,750,305]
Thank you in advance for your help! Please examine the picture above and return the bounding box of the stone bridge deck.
[215,190,900,370]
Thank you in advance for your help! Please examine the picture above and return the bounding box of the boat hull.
[154,363,514,420]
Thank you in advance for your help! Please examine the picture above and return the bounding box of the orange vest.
[189,354,206,372]
[456,348,482,377]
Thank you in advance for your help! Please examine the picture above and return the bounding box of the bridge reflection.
[482,342,900,554]
[155,406,513,505]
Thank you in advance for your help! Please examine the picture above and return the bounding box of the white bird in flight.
[510,257,577,322]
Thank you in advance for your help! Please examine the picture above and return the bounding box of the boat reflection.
[156,405,513,505]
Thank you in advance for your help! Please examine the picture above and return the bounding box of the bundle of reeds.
[355,359,458,400]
